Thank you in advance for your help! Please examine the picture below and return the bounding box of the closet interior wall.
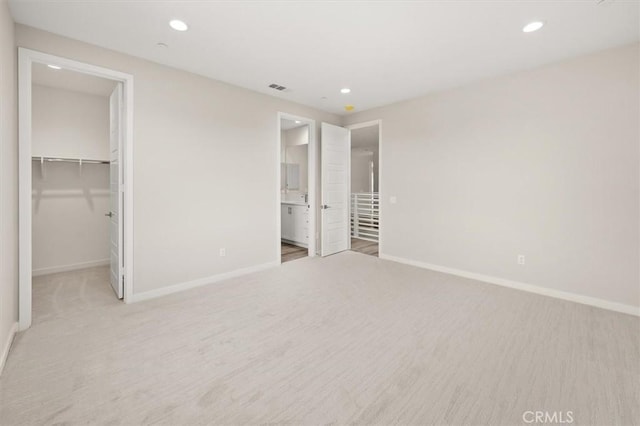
[31,83,111,276]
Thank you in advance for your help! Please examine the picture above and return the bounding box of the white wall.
[344,43,640,310]
[0,0,18,370]
[351,151,373,193]
[351,125,379,192]
[32,85,110,160]
[31,85,110,274]
[32,163,109,274]
[16,25,340,296]
[31,85,110,275]
[284,126,308,147]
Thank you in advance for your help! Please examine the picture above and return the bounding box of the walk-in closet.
[30,63,119,317]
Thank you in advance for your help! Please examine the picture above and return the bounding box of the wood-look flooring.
[351,237,378,257]
[1,253,638,425]
[281,241,307,263]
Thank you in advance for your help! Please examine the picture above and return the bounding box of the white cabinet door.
[281,204,293,241]
[282,204,308,245]
[292,205,308,244]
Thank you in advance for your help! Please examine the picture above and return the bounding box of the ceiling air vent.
[269,83,287,91]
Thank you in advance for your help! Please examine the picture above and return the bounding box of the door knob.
[321,204,330,209]
[105,212,113,218]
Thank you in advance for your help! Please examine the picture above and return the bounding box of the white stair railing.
[351,192,379,242]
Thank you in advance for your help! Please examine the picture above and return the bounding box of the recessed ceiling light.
[522,21,544,33]
[156,42,168,48]
[295,120,301,124]
[47,64,61,70]
[340,88,351,94]
[169,19,189,31]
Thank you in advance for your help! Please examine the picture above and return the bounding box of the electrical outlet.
[390,196,397,204]
[518,255,525,265]
[219,248,226,257]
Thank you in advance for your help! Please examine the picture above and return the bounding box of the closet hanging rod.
[31,156,110,165]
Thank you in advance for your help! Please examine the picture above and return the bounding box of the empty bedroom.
[0,1,638,425]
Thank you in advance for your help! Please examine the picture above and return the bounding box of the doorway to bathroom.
[278,113,317,263]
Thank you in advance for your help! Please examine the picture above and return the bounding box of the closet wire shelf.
[31,156,110,165]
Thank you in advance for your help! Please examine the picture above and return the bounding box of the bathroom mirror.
[281,120,309,192]
[285,163,300,190]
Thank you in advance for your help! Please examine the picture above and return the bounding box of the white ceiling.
[32,62,117,96]
[281,118,307,131]
[10,0,639,115]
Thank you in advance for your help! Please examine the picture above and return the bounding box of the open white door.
[321,122,351,256]
[108,83,124,298]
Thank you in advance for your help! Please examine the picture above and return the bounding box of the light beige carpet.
[1,252,638,425]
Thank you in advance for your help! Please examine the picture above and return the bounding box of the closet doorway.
[18,49,134,330]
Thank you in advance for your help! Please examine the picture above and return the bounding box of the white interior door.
[321,122,351,256]
[109,83,123,298]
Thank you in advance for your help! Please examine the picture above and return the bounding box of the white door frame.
[345,119,382,255]
[18,48,135,330]
[277,112,317,259]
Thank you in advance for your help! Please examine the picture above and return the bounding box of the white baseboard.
[380,254,640,317]
[129,260,281,303]
[32,259,110,277]
[0,322,18,376]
